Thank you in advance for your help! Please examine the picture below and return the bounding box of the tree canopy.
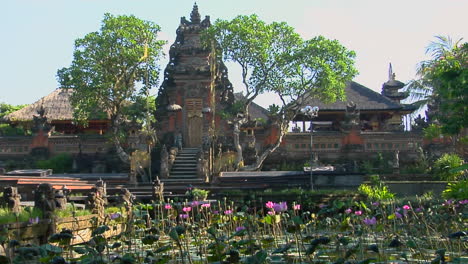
[57,13,165,163]
[204,15,357,170]
[407,36,467,135]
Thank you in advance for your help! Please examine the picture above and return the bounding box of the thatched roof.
[4,89,75,122]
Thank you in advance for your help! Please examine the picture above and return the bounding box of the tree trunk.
[233,121,244,170]
[112,120,130,164]
[241,121,287,171]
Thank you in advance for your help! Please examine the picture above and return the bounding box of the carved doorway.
[185,99,203,147]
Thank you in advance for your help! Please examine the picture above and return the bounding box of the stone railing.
[0,135,109,157]
[282,131,423,153]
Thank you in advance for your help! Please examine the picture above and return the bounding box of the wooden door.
[185,99,203,147]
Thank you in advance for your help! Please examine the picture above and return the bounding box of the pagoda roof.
[300,81,407,111]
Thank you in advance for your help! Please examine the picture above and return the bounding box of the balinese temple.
[1,4,426,175]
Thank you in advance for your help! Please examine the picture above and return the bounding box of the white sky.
[1,0,466,108]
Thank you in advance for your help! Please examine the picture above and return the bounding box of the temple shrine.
[1,4,433,180]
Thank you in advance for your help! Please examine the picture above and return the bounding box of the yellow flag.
[140,43,148,61]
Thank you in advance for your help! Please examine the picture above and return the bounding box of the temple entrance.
[185,99,203,147]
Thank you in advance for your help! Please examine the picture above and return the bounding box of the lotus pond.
[5,196,468,264]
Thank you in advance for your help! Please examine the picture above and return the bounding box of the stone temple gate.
[156,4,235,151]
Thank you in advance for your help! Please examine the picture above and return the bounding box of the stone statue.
[152,177,165,203]
[93,179,108,205]
[341,101,360,131]
[54,189,67,210]
[86,191,106,220]
[120,188,134,219]
[34,183,56,220]
[2,187,21,214]
[160,145,169,179]
[174,131,183,150]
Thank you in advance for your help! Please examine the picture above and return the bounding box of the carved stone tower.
[156,4,234,149]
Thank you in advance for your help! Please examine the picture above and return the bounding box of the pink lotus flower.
[345,208,352,214]
[354,210,362,216]
[164,204,172,210]
[266,201,274,209]
[224,209,233,215]
[179,214,189,219]
[363,217,377,226]
[182,207,192,212]
[235,226,246,232]
[402,205,411,210]
[201,203,211,208]
[293,204,301,210]
[273,202,288,212]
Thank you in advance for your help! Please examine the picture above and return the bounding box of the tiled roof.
[234,93,270,120]
[301,81,404,111]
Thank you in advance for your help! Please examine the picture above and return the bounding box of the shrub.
[432,153,465,181]
[358,174,395,200]
[186,188,209,201]
[36,153,73,173]
[442,180,468,199]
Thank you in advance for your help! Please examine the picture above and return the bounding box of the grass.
[0,206,42,225]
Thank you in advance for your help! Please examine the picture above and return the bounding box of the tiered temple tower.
[156,4,234,149]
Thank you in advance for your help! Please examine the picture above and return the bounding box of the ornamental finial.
[190,2,201,24]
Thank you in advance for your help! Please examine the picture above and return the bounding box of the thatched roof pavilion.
[4,89,109,134]
[4,89,74,122]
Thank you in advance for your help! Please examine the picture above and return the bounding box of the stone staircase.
[166,148,203,184]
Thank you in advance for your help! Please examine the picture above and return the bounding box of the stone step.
[170,171,197,176]
[176,156,198,160]
[171,166,197,171]
[172,163,197,167]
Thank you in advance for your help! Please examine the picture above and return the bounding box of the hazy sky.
[1,0,466,108]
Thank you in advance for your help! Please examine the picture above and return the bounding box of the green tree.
[57,13,165,163]
[407,36,467,135]
[204,15,357,170]
[0,103,27,119]
[0,103,29,136]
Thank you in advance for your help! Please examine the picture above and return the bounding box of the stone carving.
[197,156,208,182]
[341,101,360,131]
[86,180,108,220]
[93,179,108,204]
[2,187,21,214]
[34,183,56,219]
[174,132,183,150]
[152,177,165,203]
[32,104,51,134]
[85,191,106,220]
[120,188,134,219]
[393,150,400,174]
[54,189,67,210]
[160,145,169,179]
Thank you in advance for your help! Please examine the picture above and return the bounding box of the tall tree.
[204,15,357,170]
[407,36,467,135]
[57,13,165,163]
